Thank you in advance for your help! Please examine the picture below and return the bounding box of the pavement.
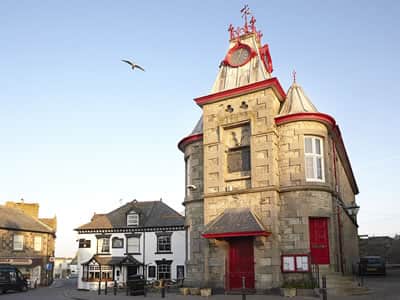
[1,268,400,300]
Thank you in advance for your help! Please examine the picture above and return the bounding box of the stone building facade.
[0,201,57,286]
[178,11,360,291]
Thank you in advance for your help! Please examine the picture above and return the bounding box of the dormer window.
[127,211,139,226]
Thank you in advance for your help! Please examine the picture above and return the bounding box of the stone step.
[316,267,371,296]
[328,286,371,296]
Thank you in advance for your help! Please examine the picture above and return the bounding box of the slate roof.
[190,117,203,135]
[203,208,267,236]
[82,255,142,266]
[76,200,184,231]
[0,205,55,234]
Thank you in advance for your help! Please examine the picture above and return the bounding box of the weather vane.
[292,70,297,83]
[228,5,263,42]
[240,4,251,31]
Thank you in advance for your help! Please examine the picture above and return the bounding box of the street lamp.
[345,203,360,217]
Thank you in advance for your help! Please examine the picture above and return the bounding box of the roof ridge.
[0,205,55,233]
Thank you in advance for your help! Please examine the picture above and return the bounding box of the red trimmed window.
[281,254,310,273]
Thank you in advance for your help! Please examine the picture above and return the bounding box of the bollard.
[98,280,101,295]
[161,279,165,298]
[105,278,108,295]
[322,275,327,300]
[358,263,364,287]
[241,276,246,300]
[114,281,117,295]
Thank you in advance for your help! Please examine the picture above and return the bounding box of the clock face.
[229,46,251,67]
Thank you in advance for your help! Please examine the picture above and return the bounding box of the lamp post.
[345,204,360,218]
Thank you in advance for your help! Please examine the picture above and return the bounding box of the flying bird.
[121,60,145,72]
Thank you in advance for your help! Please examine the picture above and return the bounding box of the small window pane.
[13,235,23,250]
[79,239,91,248]
[177,265,185,279]
[157,235,171,252]
[148,266,156,278]
[127,213,139,226]
[315,139,321,155]
[112,238,123,248]
[227,146,250,173]
[305,157,314,179]
[34,236,42,251]
[157,264,171,280]
[316,158,323,179]
[127,237,140,253]
[304,138,313,153]
[97,238,110,253]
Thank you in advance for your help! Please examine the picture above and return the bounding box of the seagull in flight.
[121,60,145,72]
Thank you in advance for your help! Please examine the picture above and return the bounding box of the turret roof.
[279,81,318,115]
[190,117,203,135]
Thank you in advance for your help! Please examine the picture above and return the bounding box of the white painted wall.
[144,231,186,280]
[76,230,186,290]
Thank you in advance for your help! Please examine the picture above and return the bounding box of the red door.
[309,218,330,264]
[228,238,254,289]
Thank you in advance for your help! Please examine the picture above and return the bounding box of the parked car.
[359,256,386,276]
[0,264,28,293]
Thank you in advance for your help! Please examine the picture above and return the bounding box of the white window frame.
[157,264,171,280]
[13,234,24,251]
[127,236,140,253]
[97,237,110,254]
[34,236,42,252]
[127,212,139,226]
[304,136,325,182]
[157,235,172,253]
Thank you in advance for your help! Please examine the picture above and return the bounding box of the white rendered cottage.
[75,200,186,290]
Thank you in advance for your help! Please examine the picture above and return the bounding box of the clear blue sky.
[1,1,399,256]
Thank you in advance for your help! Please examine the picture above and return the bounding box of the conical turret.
[279,79,318,115]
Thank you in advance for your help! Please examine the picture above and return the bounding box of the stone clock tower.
[179,7,360,292]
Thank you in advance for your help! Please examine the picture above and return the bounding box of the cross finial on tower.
[292,70,297,83]
[240,4,251,31]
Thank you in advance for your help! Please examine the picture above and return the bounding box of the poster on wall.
[296,256,309,271]
[282,255,309,272]
[282,256,295,272]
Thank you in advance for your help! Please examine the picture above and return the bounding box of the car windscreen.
[0,270,10,281]
[361,258,383,264]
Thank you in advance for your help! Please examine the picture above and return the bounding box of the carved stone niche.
[224,124,251,176]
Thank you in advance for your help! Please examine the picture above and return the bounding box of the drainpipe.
[143,231,146,279]
[333,139,344,274]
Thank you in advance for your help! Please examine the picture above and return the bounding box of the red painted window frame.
[281,254,310,273]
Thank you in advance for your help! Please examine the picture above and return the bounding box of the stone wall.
[0,228,55,284]
[277,120,343,278]
[277,120,333,189]
[183,139,206,286]
[202,88,281,194]
[334,145,359,273]
[201,87,282,289]
[204,191,281,288]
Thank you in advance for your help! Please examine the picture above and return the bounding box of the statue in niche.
[240,127,250,146]
[230,131,240,147]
